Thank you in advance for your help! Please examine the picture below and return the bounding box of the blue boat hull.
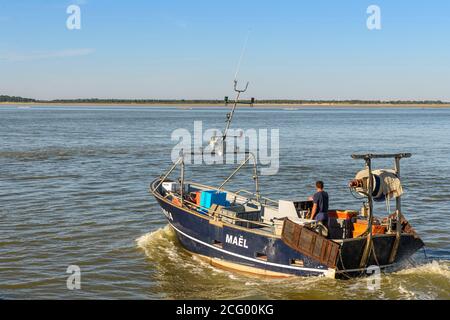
[151,180,424,278]
[154,196,332,277]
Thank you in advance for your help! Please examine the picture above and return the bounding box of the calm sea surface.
[0,105,449,299]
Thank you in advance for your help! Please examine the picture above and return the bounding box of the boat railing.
[166,191,274,230]
[184,182,276,207]
[233,189,278,206]
[184,181,259,206]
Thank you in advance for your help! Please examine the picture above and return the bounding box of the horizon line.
[1,94,449,105]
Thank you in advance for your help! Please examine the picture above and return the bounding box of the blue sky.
[1,0,449,100]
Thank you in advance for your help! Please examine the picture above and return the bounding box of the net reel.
[349,169,403,202]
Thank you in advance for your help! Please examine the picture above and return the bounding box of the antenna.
[209,31,255,156]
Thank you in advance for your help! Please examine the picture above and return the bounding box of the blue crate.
[199,190,227,209]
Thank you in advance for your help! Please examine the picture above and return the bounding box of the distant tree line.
[48,98,226,104]
[0,95,448,105]
[256,99,449,105]
[0,95,36,103]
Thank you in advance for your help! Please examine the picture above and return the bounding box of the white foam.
[135,225,174,249]
[397,284,416,299]
[396,260,450,279]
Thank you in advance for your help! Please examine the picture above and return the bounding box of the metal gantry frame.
[351,153,411,267]
[218,152,260,202]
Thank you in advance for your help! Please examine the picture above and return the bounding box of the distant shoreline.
[1,102,450,109]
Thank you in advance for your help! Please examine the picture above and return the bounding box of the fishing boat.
[149,81,425,278]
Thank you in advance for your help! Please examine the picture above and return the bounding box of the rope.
[338,247,353,279]
[371,242,380,266]
[406,257,417,268]
[422,246,429,262]
[385,194,391,215]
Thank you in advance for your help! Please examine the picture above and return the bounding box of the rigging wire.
[234,29,252,81]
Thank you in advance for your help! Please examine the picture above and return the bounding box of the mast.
[210,80,254,155]
[223,80,249,141]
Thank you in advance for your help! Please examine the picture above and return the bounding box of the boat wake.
[385,260,450,299]
[135,226,449,299]
[136,225,175,248]
[135,225,336,299]
[396,260,450,278]
[136,225,223,276]
[136,225,181,263]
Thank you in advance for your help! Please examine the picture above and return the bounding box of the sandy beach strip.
[1,102,450,109]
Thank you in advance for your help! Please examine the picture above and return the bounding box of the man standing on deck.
[309,181,329,226]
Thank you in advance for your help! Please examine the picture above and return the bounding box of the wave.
[396,260,450,279]
[136,226,216,272]
[135,225,199,270]
[136,225,176,251]
[0,147,134,161]
[383,260,450,299]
